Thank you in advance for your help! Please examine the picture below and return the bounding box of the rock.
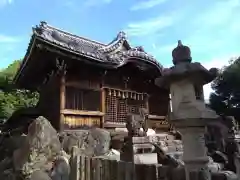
[0,134,27,161]
[50,149,70,180]
[96,149,120,161]
[29,170,52,180]
[61,128,111,157]
[212,171,238,180]
[90,128,111,156]
[13,116,61,178]
[51,157,70,180]
[61,130,89,154]
[0,157,13,172]
[0,169,18,180]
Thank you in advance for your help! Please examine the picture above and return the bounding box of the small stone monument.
[155,40,219,180]
[120,108,150,162]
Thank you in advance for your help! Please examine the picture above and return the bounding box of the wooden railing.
[69,146,170,180]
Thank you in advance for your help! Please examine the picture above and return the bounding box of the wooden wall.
[61,64,103,129]
[60,62,169,130]
[64,115,101,129]
[103,65,169,117]
[38,73,61,130]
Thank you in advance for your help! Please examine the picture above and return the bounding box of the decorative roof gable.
[32,21,163,71]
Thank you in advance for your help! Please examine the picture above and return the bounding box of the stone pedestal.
[120,136,153,163]
[180,127,210,180]
[172,119,212,180]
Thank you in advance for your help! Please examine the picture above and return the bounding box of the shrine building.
[14,21,170,132]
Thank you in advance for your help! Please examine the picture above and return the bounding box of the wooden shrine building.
[14,21,170,131]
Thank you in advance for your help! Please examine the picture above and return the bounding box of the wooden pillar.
[101,88,106,128]
[59,73,66,132]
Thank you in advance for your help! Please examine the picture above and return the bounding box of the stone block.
[132,136,149,144]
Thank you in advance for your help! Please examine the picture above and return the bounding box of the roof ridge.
[98,31,131,53]
[41,21,106,47]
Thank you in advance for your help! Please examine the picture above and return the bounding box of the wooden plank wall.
[64,115,101,127]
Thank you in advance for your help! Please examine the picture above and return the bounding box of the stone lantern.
[155,40,219,180]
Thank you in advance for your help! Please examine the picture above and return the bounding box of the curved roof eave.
[37,37,163,73]
[114,57,163,74]
[14,21,164,85]
[15,35,163,84]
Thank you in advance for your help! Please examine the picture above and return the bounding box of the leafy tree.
[209,57,240,121]
[0,60,39,120]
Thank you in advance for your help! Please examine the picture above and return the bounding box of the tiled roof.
[33,21,163,71]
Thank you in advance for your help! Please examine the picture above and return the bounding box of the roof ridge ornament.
[40,21,47,28]
[131,46,145,52]
[33,21,48,34]
[117,31,126,40]
[98,31,128,53]
[178,40,183,47]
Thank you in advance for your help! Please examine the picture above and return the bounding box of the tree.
[0,60,39,120]
[209,57,240,121]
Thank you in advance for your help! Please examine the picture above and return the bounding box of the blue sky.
[0,0,240,98]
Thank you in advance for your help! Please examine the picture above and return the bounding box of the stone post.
[180,127,210,180]
[155,40,219,180]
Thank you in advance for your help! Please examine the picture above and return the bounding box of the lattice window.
[105,94,117,122]
[117,99,127,123]
[104,88,147,123]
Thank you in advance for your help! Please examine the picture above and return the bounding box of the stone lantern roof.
[155,41,219,88]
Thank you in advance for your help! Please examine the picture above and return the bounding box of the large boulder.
[13,116,62,178]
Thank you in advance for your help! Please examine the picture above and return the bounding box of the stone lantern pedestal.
[172,119,216,180]
[156,40,219,180]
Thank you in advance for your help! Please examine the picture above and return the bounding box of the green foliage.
[0,60,39,120]
[209,57,240,121]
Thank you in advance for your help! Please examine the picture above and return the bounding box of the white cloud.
[125,15,175,37]
[0,0,13,7]
[0,34,21,43]
[125,1,240,103]
[130,0,167,11]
